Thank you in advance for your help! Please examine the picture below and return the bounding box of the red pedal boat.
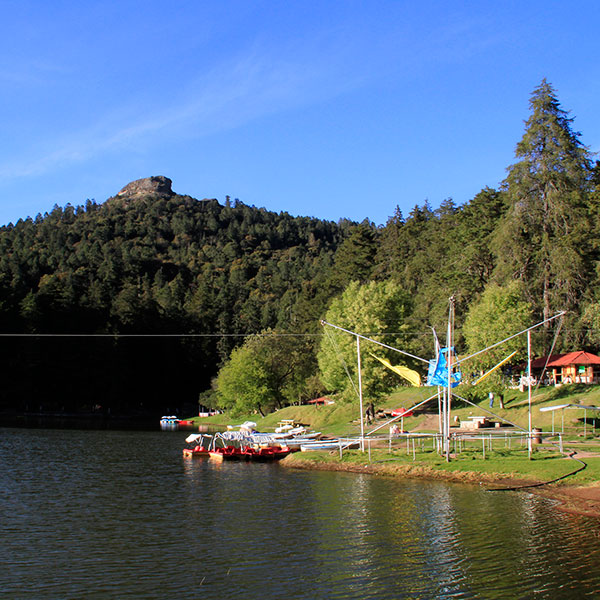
[208,446,247,461]
[209,445,291,462]
[183,445,210,458]
[248,446,291,461]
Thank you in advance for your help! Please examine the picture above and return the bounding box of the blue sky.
[1,1,599,226]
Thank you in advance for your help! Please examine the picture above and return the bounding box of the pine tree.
[326,222,378,293]
[494,79,593,328]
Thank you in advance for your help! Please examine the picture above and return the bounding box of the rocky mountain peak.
[116,176,175,200]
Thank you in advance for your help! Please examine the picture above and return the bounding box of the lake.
[1,427,599,599]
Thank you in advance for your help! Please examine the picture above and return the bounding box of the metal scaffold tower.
[321,297,565,461]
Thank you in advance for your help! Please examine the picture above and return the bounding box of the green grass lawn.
[187,383,600,485]
[192,386,600,440]
[286,446,600,485]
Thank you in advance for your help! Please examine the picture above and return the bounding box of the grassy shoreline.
[280,448,600,517]
[191,383,600,439]
[282,445,600,485]
[188,384,600,514]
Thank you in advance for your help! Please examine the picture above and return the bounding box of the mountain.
[0,176,354,417]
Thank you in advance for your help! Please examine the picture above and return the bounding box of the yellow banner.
[473,350,518,385]
[371,354,421,386]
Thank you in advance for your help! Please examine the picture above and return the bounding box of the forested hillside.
[1,80,599,418]
[0,177,354,415]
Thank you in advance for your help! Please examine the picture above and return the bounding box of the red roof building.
[307,397,334,405]
[546,351,600,384]
[528,354,566,372]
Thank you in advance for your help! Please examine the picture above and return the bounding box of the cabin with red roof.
[307,397,334,405]
[546,351,600,385]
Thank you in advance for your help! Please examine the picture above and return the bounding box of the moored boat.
[160,415,180,429]
[300,439,360,452]
[208,444,291,462]
[183,446,210,457]
[160,415,180,424]
[208,446,247,461]
[248,445,291,461]
[279,434,322,449]
[183,433,212,458]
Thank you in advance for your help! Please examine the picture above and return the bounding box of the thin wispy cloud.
[2,1,592,232]
[0,39,362,180]
[0,9,499,183]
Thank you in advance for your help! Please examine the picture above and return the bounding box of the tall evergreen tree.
[493,79,593,332]
[326,222,378,293]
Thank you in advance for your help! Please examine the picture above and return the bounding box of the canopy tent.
[539,403,600,434]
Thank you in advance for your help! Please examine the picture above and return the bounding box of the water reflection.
[181,460,600,599]
[2,427,600,599]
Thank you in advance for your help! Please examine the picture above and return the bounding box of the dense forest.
[1,80,599,418]
[0,179,354,415]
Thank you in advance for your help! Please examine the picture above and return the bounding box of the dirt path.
[414,414,440,431]
[533,485,600,518]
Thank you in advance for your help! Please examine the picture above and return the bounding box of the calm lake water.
[1,427,599,599]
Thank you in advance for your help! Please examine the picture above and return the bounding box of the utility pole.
[445,296,455,461]
[357,335,365,452]
[527,329,532,459]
